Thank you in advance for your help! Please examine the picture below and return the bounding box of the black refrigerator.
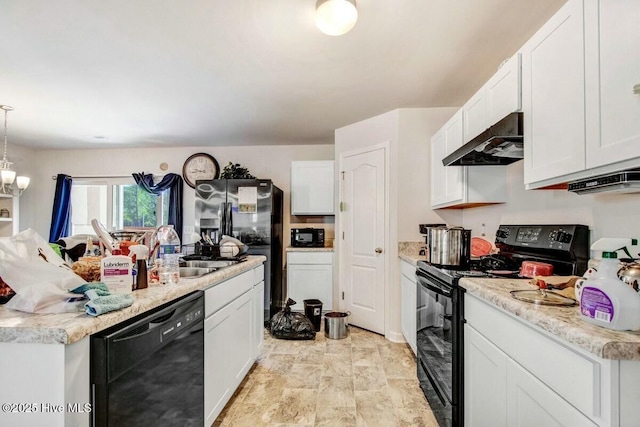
[195,179,284,322]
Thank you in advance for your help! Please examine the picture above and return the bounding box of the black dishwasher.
[91,291,204,427]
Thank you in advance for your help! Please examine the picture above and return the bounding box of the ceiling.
[0,0,565,150]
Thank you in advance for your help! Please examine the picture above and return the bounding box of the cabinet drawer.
[400,260,416,281]
[465,294,601,418]
[287,251,333,265]
[205,269,254,317]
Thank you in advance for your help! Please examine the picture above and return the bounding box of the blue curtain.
[132,172,183,242]
[49,174,73,242]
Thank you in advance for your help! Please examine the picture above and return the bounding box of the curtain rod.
[52,174,137,180]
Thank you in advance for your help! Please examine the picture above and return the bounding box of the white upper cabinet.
[291,160,335,215]
[463,54,521,143]
[431,110,506,209]
[462,90,487,143]
[523,0,640,189]
[522,0,586,186]
[486,54,521,126]
[585,0,640,169]
[0,194,19,237]
[431,111,464,208]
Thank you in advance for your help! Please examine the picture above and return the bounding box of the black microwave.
[291,228,325,247]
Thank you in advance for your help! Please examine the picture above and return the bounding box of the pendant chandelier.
[0,105,30,195]
[315,0,358,36]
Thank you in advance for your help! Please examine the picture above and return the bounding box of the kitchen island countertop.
[460,277,640,360]
[0,255,266,345]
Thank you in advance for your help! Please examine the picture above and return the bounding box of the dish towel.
[70,282,134,317]
[84,294,134,317]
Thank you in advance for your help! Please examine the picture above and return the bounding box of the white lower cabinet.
[253,280,265,358]
[506,358,596,427]
[204,265,264,426]
[400,260,416,355]
[464,325,507,427]
[286,251,333,311]
[464,293,626,427]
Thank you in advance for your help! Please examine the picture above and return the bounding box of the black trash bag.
[270,298,316,340]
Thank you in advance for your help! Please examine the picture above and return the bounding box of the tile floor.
[213,325,439,427]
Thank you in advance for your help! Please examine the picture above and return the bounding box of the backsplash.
[398,241,425,257]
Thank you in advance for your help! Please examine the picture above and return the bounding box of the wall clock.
[182,153,220,188]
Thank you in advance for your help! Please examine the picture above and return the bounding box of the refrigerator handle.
[225,202,233,236]
[219,202,226,237]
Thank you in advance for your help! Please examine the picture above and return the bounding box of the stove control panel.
[495,224,589,254]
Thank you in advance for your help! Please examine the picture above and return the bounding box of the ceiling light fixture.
[0,105,30,196]
[316,0,358,36]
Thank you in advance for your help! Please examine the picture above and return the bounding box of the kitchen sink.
[179,267,214,278]
[183,260,240,269]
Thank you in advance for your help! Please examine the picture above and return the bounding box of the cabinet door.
[228,290,254,388]
[252,281,265,359]
[522,0,586,186]
[430,129,446,207]
[465,325,508,427]
[486,53,521,125]
[204,305,233,425]
[443,111,465,203]
[585,1,640,168]
[431,110,465,208]
[291,160,335,215]
[506,359,597,427]
[400,273,416,355]
[287,263,333,310]
[463,90,487,143]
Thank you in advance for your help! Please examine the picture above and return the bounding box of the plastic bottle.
[159,254,180,285]
[100,248,133,294]
[580,238,640,331]
[156,225,181,259]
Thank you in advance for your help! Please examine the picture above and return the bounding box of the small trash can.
[303,299,323,332]
[324,311,351,339]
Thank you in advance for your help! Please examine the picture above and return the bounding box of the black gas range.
[415,224,590,427]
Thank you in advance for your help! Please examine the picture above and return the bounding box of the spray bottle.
[580,238,640,331]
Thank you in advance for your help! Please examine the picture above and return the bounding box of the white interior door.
[340,146,386,334]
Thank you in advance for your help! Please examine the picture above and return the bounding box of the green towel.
[70,282,134,316]
[85,294,134,317]
[70,282,110,295]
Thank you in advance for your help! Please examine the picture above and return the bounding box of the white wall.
[26,144,334,240]
[461,161,640,246]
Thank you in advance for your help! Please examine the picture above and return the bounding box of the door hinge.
[339,201,345,212]
[342,291,345,300]
[342,231,345,240]
[341,171,345,180]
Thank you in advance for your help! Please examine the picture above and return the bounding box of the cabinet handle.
[634,84,640,95]
[375,247,383,254]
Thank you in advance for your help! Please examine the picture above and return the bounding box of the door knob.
[375,247,383,254]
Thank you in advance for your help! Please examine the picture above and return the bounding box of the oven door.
[416,269,461,427]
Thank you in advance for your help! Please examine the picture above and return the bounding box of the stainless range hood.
[443,112,523,166]
[568,169,640,195]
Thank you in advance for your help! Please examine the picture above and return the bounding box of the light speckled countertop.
[286,246,334,252]
[0,256,266,345]
[460,277,640,360]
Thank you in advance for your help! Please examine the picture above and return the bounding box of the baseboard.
[385,330,406,343]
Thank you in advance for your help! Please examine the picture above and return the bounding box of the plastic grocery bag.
[0,229,85,313]
[269,298,316,340]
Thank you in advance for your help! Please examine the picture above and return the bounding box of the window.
[70,178,169,235]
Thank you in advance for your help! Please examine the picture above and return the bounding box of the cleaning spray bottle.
[580,238,640,331]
